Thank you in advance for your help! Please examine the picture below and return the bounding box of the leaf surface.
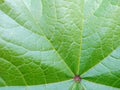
[0,0,120,90]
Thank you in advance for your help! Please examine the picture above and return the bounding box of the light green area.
[0,0,4,4]
[0,0,120,90]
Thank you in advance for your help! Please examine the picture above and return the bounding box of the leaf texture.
[0,0,120,90]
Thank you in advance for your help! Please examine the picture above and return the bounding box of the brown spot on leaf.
[74,75,81,82]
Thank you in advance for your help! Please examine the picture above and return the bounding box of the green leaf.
[0,0,120,90]
[0,0,4,4]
